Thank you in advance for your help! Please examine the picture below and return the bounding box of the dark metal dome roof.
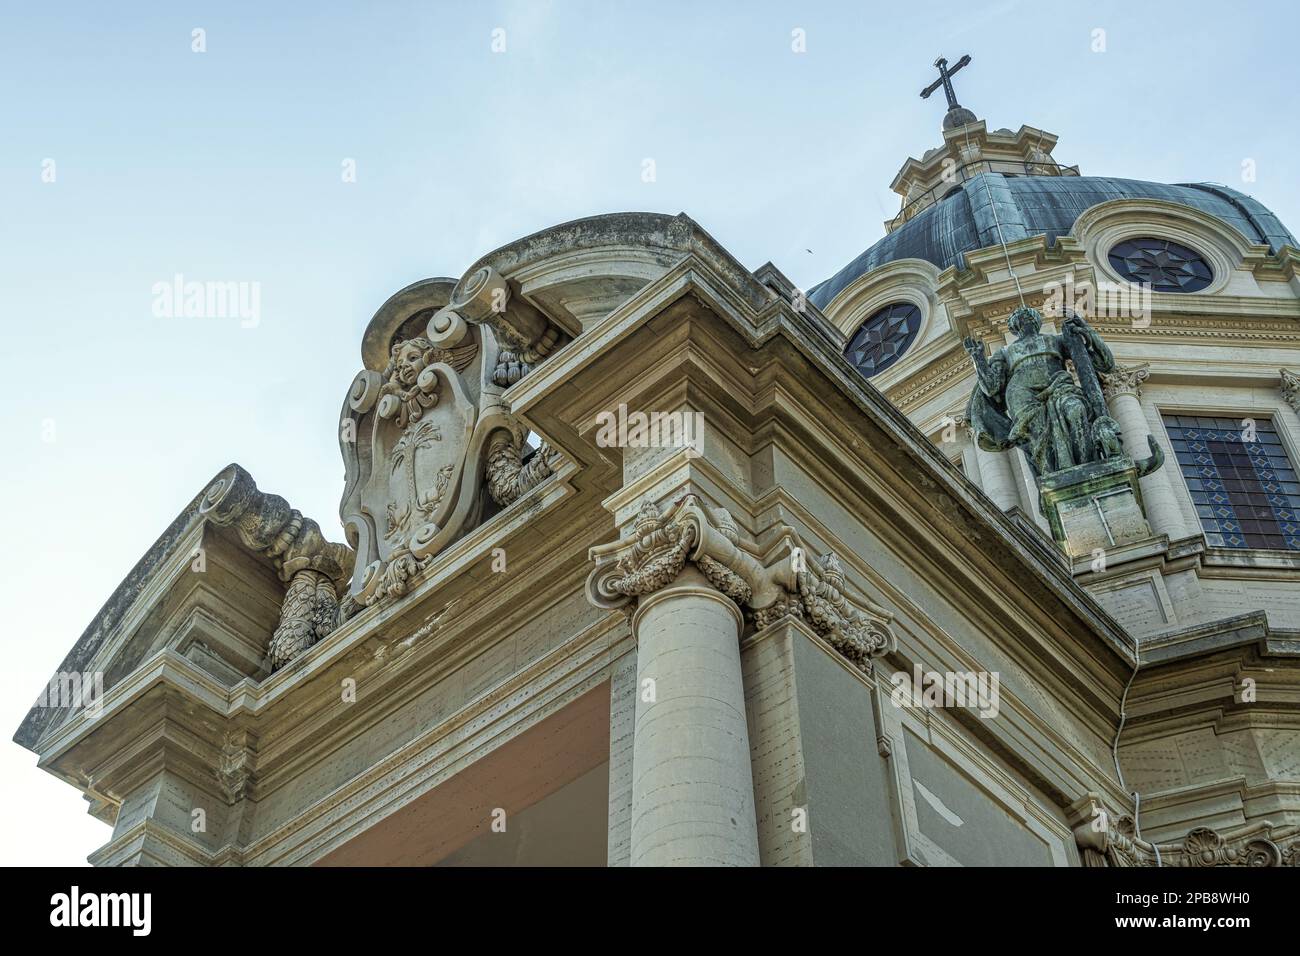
[809,175,1296,310]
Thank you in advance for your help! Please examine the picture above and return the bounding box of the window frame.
[1152,394,1300,552]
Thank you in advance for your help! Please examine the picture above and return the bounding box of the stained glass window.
[1162,414,1300,550]
[845,302,921,377]
[1108,237,1213,293]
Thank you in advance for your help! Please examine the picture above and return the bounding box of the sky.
[2,0,1297,866]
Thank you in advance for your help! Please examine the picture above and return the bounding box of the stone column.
[972,434,1021,511]
[1103,364,1188,540]
[588,496,895,866]
[629,566,758,867]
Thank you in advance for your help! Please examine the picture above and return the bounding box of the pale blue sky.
[2,0,1296,865]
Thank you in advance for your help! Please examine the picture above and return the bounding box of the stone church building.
[16,68,1300,867]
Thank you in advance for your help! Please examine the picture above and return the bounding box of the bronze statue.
[963,306,1161,479]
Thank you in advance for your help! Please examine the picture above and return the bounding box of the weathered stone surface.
[15,104,1300,869]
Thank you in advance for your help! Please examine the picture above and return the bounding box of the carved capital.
[1281,368,1300,414]
[1100,362,1150,401]
[1069,794,1300,867]
[587,496,897,671]
[587,499,699,605]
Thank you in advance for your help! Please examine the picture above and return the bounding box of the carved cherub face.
[395,344,425,385]
[390,340,429,387]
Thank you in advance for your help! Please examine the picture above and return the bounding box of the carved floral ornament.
[586,496,897,670]
[1072,797,1300,867]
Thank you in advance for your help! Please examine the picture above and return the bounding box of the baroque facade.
[15,89,1300,866]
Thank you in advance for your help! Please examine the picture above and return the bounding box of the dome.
[809,175,1297,310]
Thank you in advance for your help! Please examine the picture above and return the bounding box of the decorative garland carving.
[751,596,805,632]
[795,552,896,669]
[486,430,563,507]
[266,569,339,670]
[697,554,753,605]
[587,495,897,672]
[200,465,356,672]
[493,336,561,387]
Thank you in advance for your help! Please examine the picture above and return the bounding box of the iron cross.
[920,54,971,110]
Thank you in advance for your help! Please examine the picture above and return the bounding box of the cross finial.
[920,54,976,130]
[920,54,971,110]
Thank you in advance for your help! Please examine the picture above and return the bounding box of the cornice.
[889,347,973,410]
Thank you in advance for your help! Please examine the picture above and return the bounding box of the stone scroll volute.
[587,496,898,671]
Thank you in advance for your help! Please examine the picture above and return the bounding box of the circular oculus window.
[844,302,922,377]
[1107,236,1213,293]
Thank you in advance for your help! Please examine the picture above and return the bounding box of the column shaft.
[1108,391,1188,539]
[629,579,758,866]
[974,443,1020,511]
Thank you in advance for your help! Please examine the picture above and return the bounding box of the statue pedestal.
[1038,457,1152,557]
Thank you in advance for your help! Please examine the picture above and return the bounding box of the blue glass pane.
[1163,414,1300,551]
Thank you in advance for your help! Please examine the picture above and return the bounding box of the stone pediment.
[13,465,352,751]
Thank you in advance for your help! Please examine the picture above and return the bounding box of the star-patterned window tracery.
[1163,414,1300,551]
[1108,237,1213,293]
[844,302,921,378]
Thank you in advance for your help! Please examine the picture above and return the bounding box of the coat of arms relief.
[201,269,564,672]
[339,269,564,610]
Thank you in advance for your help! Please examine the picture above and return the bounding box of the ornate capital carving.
[1101,362,1151,401]
[587,496,897,671]
[1281,368,1300,414]
[587,499,699,602]
[1069,795,1300,867]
